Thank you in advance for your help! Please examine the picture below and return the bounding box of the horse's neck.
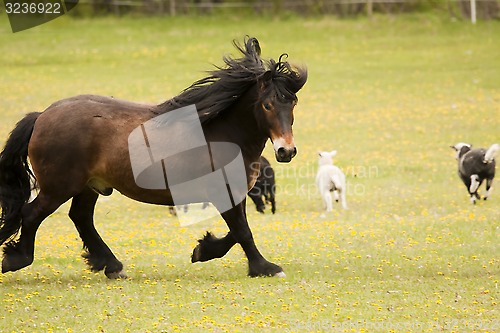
[159,86,269,162]
[215,92,268,162]
[233,92,268,158]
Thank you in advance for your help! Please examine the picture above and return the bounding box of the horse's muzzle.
[275,146,297,162]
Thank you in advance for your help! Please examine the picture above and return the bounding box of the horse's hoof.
[249,260,283,277]
[106,270,128,279]
[1,254,33,273]
[191,232,222,263]
[275,271,286,278]
[1,260,12,273]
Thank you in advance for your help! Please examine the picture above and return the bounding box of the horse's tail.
[0,112,41,246]
[484,143,499,164]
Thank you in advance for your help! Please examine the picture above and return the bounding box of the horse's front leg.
[191,231,236,263]
[192,199,284,277]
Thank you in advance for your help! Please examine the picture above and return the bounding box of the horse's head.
[173,36,307,163]
[256,56,307,163]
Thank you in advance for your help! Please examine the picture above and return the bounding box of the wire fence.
[73,0,499,20]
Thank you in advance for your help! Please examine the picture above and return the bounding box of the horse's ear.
[244,36,262,64]
[249,37,261,56]
[290,65,308,93]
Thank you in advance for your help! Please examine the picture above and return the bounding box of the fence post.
[470,0,477,24]
[170,0,176,16]
[367,0,373,18]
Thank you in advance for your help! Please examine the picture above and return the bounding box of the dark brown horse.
[0,37,306,279]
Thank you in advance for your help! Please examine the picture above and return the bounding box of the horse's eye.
[263,102,273,111]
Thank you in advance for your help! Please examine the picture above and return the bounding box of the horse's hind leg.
[69,187,125,279]
[2,193,64,273]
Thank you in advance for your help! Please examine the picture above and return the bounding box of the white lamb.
[316,150,347,211]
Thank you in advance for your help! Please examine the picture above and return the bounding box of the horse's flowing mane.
[158,37,307,123]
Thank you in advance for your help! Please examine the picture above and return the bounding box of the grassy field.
[0,12,499,332]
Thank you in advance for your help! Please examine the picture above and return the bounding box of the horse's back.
[32,94,156,158]
[28,95,162,200]
[43,94,155,118]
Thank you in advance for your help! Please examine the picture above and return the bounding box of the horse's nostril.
[277,147,286,158]
[276,147,296,162]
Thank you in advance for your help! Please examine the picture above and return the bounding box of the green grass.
[0,13,499,332]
